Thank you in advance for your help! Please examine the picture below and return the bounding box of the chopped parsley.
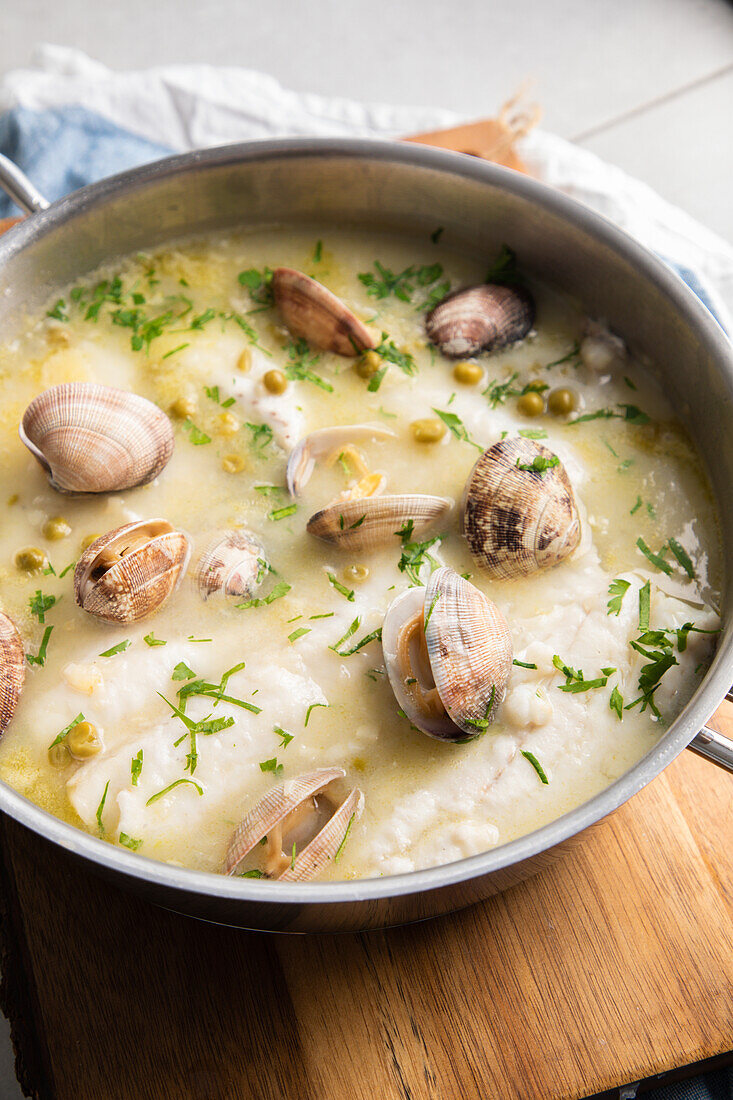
[630,496,643,515]
[143,632,166,647]
[146,778,204,806]
[96,780,110,834]
[47,299,69,322]
[99,640,131,658]
[423,591,441,631]
[172,661,196,681]
[668,537,695,580]
[26,625,53,667]
[288,627,311,644]
[236,579,291,609]
[119,833,143,851]
[238,267,274,306]
[245,422,275,450]
[516,454,559,475]
[182,418,211,446]
[358,261,445,304]
[48,712,86,749]
[329,617,382,657]
[334,813,356,863]
[259,757,283,776]
[373,334,417,376]
[312,240,323,263]
[609,686,624,720]
[430,226,444,244]
[521,750,549,784]
[305,702,328,726]
[131,749,143,786]
[239,869,265,879]
[326,572,355,602]
[513,659,538,670]
[638,581,651,631]
[607,578,631,616]
[545,341,581,370]
[397,520,445,586]
[570,404,650,426]
[274,726,294,748]
[636,538,673,575]
[432,408,482,451]
[284,338,333,392]
[518,428,548,440]
[268,503,297,522]
[29,591,57,624]
[484,372,519,408]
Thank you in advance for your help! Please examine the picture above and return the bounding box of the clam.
[224,767,364,881]
[74,519,189,623]
[462,438,580,579]
[307,493,452,552]
[197,529,267,600]
[0,613,24,736]
[382,567,512,743]
[20,382,174,493]
[426,283,534,359]
[286,423,395,496]
[272,268,376,356]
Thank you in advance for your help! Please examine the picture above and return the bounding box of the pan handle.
[687,725,733,772]
[0,154,49,215]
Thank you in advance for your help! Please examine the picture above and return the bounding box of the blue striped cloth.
[0,103,730,1100]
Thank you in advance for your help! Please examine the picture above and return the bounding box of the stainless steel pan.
[0,139,730,933]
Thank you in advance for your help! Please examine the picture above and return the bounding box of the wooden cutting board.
[0,139,731,1100]
[0,716,731,1100]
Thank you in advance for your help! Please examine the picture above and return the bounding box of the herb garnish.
[26,625,53,667]
[305,702,328,726]
[636,538,673,575]
[668,537,695,580]
[144,632,167,647]
[269,503,297,522]
[284,338,334,391]
[607,578,631,616]
[545,341,581,370]
[236,580,291,609]
[100,640,131,658]
[513,659,538,670]
[260,757,283,776]
[238,267,274,306]
[119,833,143,850]
[96,781,110,834]
[182,418,211,446]
[329,617,382,657]
[326,572,355,602]
[570,404,650,426]
[638,581,651,631]
[516,454,559,475]
[240,869,266,878]
[397,519,444,586]
[358,261,447,304]
[609,686,624,720]
[521,750,549,784]
[484,244,525,286]
[432,408,482,451]
[245,422,275,451]
[146,778,204,806]
[274,726,294,748]
[334,813,356,863]
[172,661,196,681]
[131,750,143,786]
[29,591,57,624]
[48,712,86,749]
[430,227,444,244]
[288,627,311,643]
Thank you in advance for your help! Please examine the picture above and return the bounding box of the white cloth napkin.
[3,43,733,328]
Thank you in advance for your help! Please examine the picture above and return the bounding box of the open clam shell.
[273,268,376,356]
[0,612,24,736]
[20,382,174,493]
[462,438,580,578]
[74,518,190,623]
[382,567,512,743]
[197,529,267,600]
[307,493,452,552]
[286,423,395,496]
[426,283,535,359]
[224,767,363,881]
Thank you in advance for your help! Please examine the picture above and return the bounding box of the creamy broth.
[0,227,721,880]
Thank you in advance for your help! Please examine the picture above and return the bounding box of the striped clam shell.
[425,283,534,359]
[462,438,581,579]
[306,493,452,552]
[224,768,364,881]
[382,568,512,743]
[196,529,266,599]
[20,382,174,493]
[0,612,24,736]
[273,268,375,357]
[74,518,190,623]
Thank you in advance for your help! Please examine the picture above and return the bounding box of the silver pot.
[0,139,731,933]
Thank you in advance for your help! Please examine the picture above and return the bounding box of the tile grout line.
[570,60,733,144]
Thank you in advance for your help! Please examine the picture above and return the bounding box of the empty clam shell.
[0,612,24,736]
[197,529,266,599]
[224,767,363,881]
[462,438,581,579]
[286,423,395,496]
[307,493,452,552]
[273,268,375,356]
[74,518,190,623]
[382,567,512,743]
[20,383,174,493]
[426,283,534,359]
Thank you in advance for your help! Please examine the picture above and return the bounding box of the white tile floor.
[0,1,731,1095]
